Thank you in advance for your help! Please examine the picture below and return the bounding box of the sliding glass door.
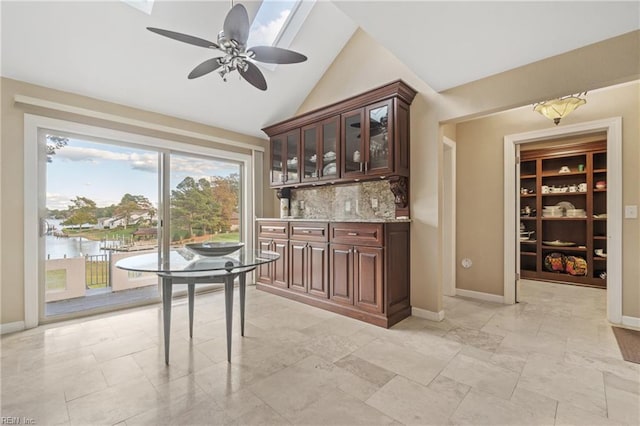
[41,130,246,321]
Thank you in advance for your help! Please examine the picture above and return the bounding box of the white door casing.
[503,117,623,324]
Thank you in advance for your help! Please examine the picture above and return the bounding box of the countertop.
[256,217,412,223]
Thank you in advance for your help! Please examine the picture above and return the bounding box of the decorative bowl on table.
[185,242,244,256]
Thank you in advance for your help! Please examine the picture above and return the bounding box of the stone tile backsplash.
[289,180,396,220]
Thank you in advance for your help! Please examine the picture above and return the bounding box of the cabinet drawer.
[330,223,383,246]
[258,221,289,238]
[290,222,329,242]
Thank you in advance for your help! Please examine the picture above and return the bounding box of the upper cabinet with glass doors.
[264,80,416,188]
[342,100,394,179]
[301,116,340,183]
[270,130,300,186]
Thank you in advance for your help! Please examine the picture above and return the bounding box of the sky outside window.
[247,0,299,47]
[46,137,239,211]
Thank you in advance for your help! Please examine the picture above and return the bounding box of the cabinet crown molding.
[262,79,417,137]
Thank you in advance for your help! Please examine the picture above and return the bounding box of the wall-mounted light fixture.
[534,92,587,125]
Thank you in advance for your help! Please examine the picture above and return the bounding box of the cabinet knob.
[347,232,358,236]
[302,230,312,233]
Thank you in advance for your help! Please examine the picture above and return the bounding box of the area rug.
[612,326,640,364]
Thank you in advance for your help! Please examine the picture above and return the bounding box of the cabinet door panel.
[257,238,273,284]
[285,131,300,184]
[319,117,339,181]
[366,100,393,176]
[272,239,289,288]
[307,242,329,298]
[270,135,284,186]
[341,109,365,178]
[289,241,307,293]
[329,244,353,305]
[354,246,384,313]
[301,125,319,182]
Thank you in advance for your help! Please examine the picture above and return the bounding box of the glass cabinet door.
[285,131,300,183]
[302,125,319,182]
[342,109,365,177]
[366,100,393,175]
[320,117,339,180]
[270,135,284,185]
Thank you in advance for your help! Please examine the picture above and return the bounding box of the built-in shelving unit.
[519,141,607,288]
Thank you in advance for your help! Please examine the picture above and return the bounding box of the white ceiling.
[2,1,638,138]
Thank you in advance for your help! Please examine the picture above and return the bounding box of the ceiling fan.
[147,3,307,91]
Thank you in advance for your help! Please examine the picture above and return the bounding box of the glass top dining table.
[115,247,280,364]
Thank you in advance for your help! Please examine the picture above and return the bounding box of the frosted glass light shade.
[534,94,587,125]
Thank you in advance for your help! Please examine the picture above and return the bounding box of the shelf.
[520,194,536,198]
[520,216,537,220]
[541,245,586,252]
[541,217,587,221]
[541,192,586,197]
[520,240,536,244]
[521,252,537,256]
[593,218,608,221]
[593,257,607,261]
[594,168,607,173]
[594,188,607,193]
[520,174,536,179]
[593,236,607,240]
[541,171,586,178]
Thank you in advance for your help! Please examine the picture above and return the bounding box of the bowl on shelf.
[185,242,244,257]
[566,209,586,217]
[594,249,607,258]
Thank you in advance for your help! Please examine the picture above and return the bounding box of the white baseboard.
[621,315,640,329]
[412,307,445,322]
[455,288,505,304]
[1,321,25,335]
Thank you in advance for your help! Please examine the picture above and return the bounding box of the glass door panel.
[271,136,284,185]
[342,110,364,177]
[302,126,319,181]
[367,101,392,174]
[320,118,339,180]
[285,131,299,183]
[44,134,160,318]
[169,153,242,293]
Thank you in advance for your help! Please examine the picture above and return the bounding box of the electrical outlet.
[461,258,473,269]
[625,205,638,219]
[371,198,378,209]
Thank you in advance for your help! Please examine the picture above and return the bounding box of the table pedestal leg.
[162,277,173,365]
[224,274,234,362]
[239,273,246,337]
[188,281,195,338]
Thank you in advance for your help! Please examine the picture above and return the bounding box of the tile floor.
[1,280,639,425]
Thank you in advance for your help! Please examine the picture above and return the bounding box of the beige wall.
[295,29,639,316]
[1,77,268,325]
[456,81,640,316]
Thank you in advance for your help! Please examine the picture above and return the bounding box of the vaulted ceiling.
[2,1,638,138]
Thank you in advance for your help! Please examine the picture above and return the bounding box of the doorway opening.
[442,137,456,297]
[504,117,622,324]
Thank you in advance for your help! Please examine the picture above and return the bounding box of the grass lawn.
[209,232,240,242]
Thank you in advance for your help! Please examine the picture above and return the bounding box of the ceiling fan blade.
[147,27,219,49]
[188,58,222,79]
[239,61,267,91]
[224,4,250,46]
[249,46,308,64]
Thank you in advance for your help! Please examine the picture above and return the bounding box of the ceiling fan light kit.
[147,3,307,91]
[533,92,587,125]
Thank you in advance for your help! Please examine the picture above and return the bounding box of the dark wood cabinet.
[354,246,384,314]
[257,221,289,289]
[257,219,410,327]
[301,116,340,183]
[519,141,607,288]
[342,100,394,178]
[263,80,416,189]
[329,243,354,305]
[270,130,300,186]
[289,223,329,298]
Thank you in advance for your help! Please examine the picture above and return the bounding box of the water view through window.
[44,134,242,318]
